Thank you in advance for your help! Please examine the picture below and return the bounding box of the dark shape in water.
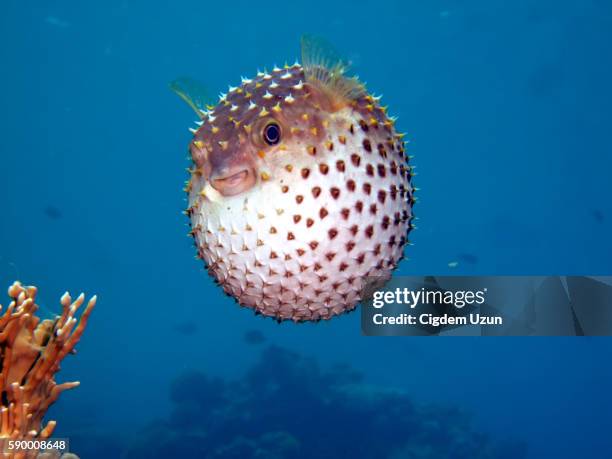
[243,329,266,345]
[457,253,479,264]
[44,205,62,219]
[169,370,225,408]
[122,345,526,459]
[590,209,604,224]
[173,321,198,335]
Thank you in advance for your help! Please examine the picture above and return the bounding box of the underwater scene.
[1,0,612,457]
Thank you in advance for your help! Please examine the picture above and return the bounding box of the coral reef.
[123,345,525,459]
[0,281,95,459]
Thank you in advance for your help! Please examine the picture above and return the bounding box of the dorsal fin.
[300,35,365,108]
[169,77,215,118]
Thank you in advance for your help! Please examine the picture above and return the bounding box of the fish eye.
[263,122,281,145]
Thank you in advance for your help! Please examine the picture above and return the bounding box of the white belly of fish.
[188,131,412,321]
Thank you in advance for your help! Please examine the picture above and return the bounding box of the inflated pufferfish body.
[175,37,415,322]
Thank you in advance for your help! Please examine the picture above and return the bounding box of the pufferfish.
[173,36,415,322]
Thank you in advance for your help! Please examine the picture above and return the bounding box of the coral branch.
[0,281,95,459]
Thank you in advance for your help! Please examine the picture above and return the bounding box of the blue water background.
[1,0,611,457]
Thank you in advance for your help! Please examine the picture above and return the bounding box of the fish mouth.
[210,168,255,196]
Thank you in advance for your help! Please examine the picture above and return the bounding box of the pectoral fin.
[170,77,215,118]
[300,35,366,109]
